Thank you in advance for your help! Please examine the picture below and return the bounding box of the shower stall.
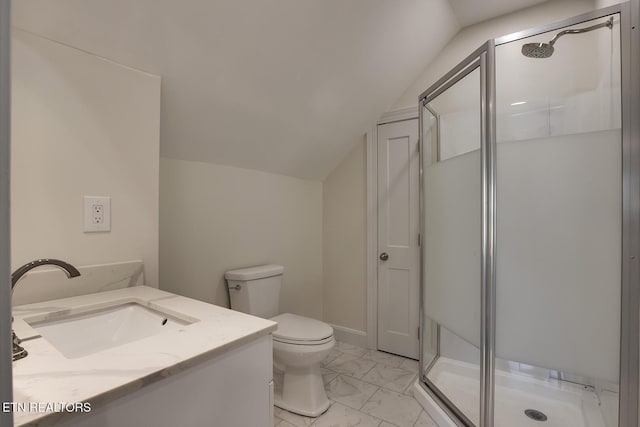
[417,3,639,427]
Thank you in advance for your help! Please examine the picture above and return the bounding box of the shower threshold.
[422,357,617,427]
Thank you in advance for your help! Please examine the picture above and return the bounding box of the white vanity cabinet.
[62,334,273,427]
[12,286,277,427]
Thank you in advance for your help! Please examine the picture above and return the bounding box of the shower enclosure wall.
[0,0,12,425]
[417,4,639,427]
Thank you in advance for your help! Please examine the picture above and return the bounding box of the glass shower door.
[493,13,622,427]
[418,5,636,427]
[419,42,495,427]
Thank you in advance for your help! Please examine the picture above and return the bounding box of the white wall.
[595,0,620,7]
[323,138,367,333]
[11,30,161,287]
[11,0,460,181]
[159,158,323,320]
[392,0,597,110]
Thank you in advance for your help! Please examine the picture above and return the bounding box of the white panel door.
[377,119,420,359]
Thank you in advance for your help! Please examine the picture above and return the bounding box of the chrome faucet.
[11,259,81,361]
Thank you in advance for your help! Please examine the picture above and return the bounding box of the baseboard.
[328,324,368,348]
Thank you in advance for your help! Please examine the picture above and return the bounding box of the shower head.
[521,42,554,58]
[521,17,613,58]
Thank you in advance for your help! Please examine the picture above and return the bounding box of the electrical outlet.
[92,204,104,224]
[84,196,111,232]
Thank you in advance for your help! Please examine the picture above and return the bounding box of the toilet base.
[274,365,331,417]
[274,396,331,418]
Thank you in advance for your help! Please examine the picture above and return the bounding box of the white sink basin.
[27,303,191,358]
[12,388,31,403]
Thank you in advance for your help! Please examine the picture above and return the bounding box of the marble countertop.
[11,286,277,426]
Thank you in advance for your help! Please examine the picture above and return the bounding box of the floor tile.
[361,363,418,393]
[399,358,419,373]
[274,342,435,427]
[325,375,379,410]
[322,347,344,367]
[326,353,376,378]
[362,350,406,368]
[274,406,315,427]
[361,388,423,427]
[313,402,382,427]
[321,367,339,385]
[414,411,438,427]
[403,381,415,397]
[335,341,367,357]
[276,419,298,427]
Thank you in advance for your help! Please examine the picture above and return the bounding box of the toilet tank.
[225,264,284,319]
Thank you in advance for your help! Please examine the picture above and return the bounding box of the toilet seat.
[271,313,334,346]
[273,335,334,346]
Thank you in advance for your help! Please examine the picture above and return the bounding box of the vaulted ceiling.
[449,0,550,26]
[13,0,567,179]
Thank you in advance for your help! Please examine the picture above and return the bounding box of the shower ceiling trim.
[494,3,623,46]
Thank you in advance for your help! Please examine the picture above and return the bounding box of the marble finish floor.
[273,341,438,427]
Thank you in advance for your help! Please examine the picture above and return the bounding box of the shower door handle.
[379,252,389,261]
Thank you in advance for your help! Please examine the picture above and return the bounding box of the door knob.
[379,252,389,261]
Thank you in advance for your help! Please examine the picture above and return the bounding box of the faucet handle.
[12,330,21,345]
[12,330,28,361]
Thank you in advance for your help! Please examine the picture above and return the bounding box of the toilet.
[225,264,335,417]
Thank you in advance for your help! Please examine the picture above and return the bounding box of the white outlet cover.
[83,196,111,232]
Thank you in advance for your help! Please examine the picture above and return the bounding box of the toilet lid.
[271,313,333,343]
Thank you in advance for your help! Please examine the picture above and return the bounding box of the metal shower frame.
[0,0,12,425]
[417,3,639,427]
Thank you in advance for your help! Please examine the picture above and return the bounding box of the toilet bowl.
[271,313,335,417]
[225,265,334,417]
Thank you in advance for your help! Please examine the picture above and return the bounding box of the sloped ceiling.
[449,0,550,26]
[12,0,560,180]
